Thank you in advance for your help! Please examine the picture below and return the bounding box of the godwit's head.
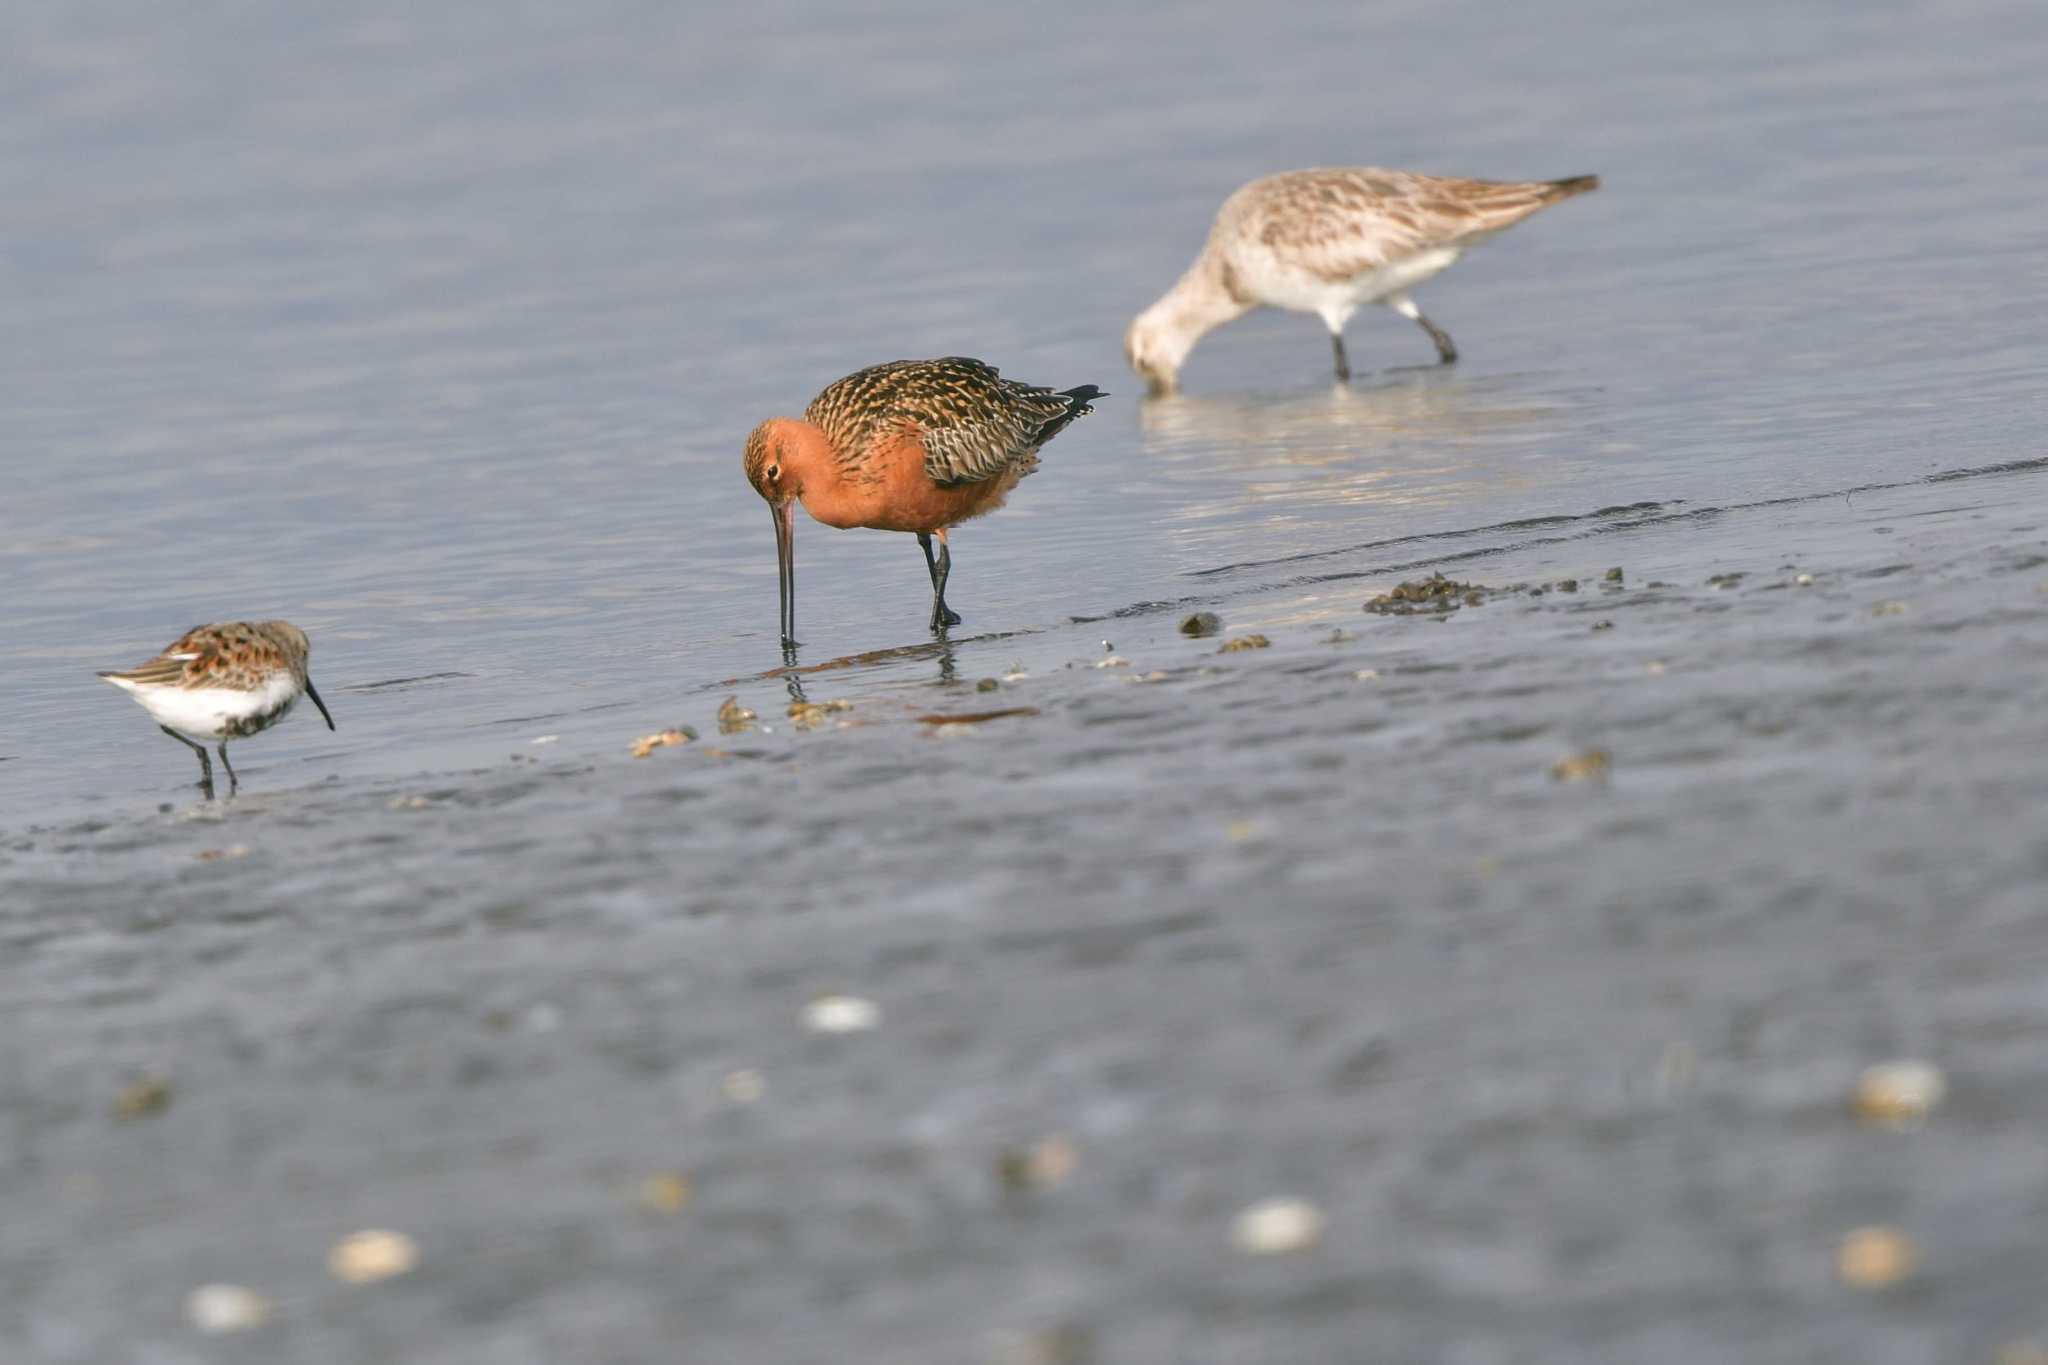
[1125,306,1194,398]
[253,620,335,729]
[743,419,805,651]
[742,420,797,506]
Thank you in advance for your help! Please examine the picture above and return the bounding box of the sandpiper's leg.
[216,744,238,794]
[1330,331,1352,382]
[1388,294,1458,364]
[919,532,963,632]
[161,725,214,796]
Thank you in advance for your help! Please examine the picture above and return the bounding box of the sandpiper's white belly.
[111,674,299,742]
[1237,244,1465,321]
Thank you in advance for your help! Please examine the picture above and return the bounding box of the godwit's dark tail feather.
[1033,384,1107,446]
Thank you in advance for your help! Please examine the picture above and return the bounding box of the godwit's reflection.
[1137,372,1580,517]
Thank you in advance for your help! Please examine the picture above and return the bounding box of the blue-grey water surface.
[4,1,2048,1361]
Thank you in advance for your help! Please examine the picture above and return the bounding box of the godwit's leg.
[1329,331,1352,382]
[160,725,215,797]
[215,744,238,794]
[1387,293,1458,364]
[918,531,962,632]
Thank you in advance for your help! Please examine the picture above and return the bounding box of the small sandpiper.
[1126,166,1601,393]
[97,620,335,796]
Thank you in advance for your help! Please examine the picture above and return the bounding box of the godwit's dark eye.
[766,463,780,482]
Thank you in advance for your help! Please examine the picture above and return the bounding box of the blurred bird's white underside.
[100,674,299,742]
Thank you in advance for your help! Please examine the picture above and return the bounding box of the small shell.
[1232,1197,1325,1254]
[112,1076,172,1120]
[787,700,853,730]
[1837,1226,1915,1289]
[186,1284,270,1333]
[1851,1060,1946,1127]
[637,1173,692,1213]
[802,995,880,1034]
[328,1229,419,1284]
[721,1069,766,1104]
[995,1134,1079,1192]
[717,696,758,734]
[630,727,696,758]
[1550,749,1612,782]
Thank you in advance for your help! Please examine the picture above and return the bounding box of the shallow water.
[4,1,2048,1361]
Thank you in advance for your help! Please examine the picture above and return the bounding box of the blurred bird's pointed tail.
[1541,174,1601,201]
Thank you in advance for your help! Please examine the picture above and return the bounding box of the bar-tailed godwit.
[743,357,1104,647]
[97,620,335,796]
[1126,168,1600,394]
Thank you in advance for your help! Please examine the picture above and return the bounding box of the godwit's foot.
[919,532,962,634]
[1329,332,1352,382]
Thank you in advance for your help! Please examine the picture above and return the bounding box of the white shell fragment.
[327,1229,419,1284]
[802,995,881,1034]
[186,1283,270,1333]
[1232,1197,1325,1255]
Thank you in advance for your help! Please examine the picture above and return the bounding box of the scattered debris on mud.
[1179,611,1222,637]
[1217,634,1270,653]
[1365,574,1497,615]
[716,696,757,734]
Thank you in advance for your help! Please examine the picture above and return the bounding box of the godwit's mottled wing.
[1227,168,1597,280]
[807,357,1100,487]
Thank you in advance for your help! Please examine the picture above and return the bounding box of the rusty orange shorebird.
[743,357,1105,647]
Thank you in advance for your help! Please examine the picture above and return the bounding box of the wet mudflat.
[8,459,2048,1363]
[7,0,2048,1360]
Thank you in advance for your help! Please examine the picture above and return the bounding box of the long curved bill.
[771,499,797,648]
[304,677,337,730]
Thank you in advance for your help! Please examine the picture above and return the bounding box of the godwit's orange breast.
[800,428,1024,534]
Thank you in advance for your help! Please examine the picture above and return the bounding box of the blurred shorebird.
[743,357,1104,649]
[97,620,335,796]
[1126,167,1601,394]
